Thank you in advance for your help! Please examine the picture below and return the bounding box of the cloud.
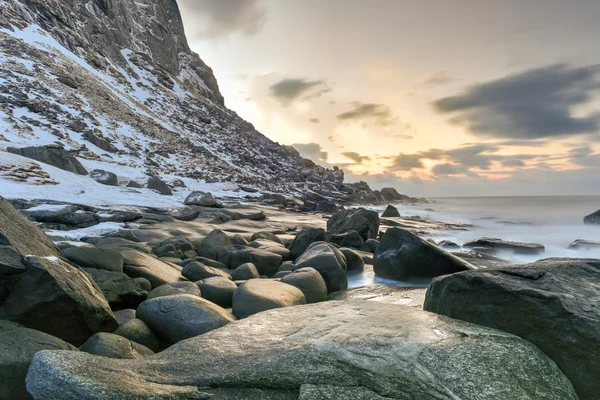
[433,64,600,139]
[269,79,330,106]
[425,71,452,85]
[342,152,372,164]
[291,142,329,163]
[431,163,469,176]
[336,102,397,127]
[387,153,424,171]
[309,118,320,124]
[178,0,267,39]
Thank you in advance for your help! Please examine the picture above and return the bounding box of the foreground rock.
[583,209,600,224]
[424,258,600,400]
[327,208,380,240]
[280,267,328,303]
[232,279,306,318]
[137,294,234,345]
[463,237,545,255]
[374,228,473,281]
[293,242,347,293]
[0,321,76,400]
[26,301,577,399]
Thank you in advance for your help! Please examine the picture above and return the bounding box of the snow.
[26,203,71,212]
[45,222,130,240]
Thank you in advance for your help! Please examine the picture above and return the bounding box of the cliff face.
[0,0,370,201]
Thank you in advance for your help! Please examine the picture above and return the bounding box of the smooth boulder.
[330,230,363,248]
[80,332,154,359]
[424,258,600,400]
[196,276,238,308]
[293,242,347,293]
[184,191,223,208]
[137,294,234,345]
[84,268,148,309]
[114,319,161,353]
[64,247,124,272]
[289,228,329,259]
[182,261,232,281]
[280,267,327,303]
[89,169,118,186]
[327,208,379,240]
[218,245,282,276]
[339,248,365,272]
[231,262,260,280]
[26,300,577,400]
[196,229,231,260]
[374,228,473,281]
[232,279,306,318]
[147,281,201,300]
[7,145,87,175]
[121,249,184,289]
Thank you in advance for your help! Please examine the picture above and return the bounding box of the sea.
[347,195,600,288]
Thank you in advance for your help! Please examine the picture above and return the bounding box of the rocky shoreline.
[1,194,599,399]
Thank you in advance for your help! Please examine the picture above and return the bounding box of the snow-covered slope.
[0,0,373,206]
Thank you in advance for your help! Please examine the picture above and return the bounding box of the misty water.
[347,195,600,289]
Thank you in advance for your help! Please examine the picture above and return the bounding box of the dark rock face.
[374,228,473,281]
[146,177,172,195]
[424,258,600,400]
[289,228,329,259]
[583,209,600,224]
[182,261,231,281]
[89,169,118,186]
[0,256,118,346]
[381,205,400,217]
[84,268,148,309]
[463,237,545,255]
[293,242,347,293]
[82,131,118,153]
[327,208,379,240]
[25,301,577,400]
[7,145,88,175]
[0,320,76,400]
[232,279,306,319]
[339,248,364,272]
[330,230,363,248]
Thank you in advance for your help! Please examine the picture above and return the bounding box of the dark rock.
[293,242,347,293]
[193,256,228,270]
[184,191,223,208]
[121,249,184,289]
[7,145,88,175]
[0,320,76,400]
[231,262,260,280]
[280,267,327,304]
[381,205,400,217]
[133,277,152,292]
[424,258,600,400]
[327,208,379,240]
[57,75,80,89]
[196,276,238,308]
[330,230,363,248]
[250,231,284,245]
[314,200,339,213]
[0,245,28,278]
[583,209,600,224]
[26,301,577,400]
[374,228,474,281]
[113,309,136,326]
[147,176,172,195]
[218,245,282,277]
[147,281,201,300]
[232,279,306,318]
[127,180,144,188]
[80,332,154,359]
[233,234,249,245]
[363,238,379,252]
[274,271,290,278]
[248,239,291,260]
[113,318,161,353]
[182,261,232,281]
[89,169,118,186]
[438,240,460,249]
[339,248,364,272]
[289,228,329,259]
[463,237,545,255]
[64,247,124,272]
[196,229,231,260]
[171,206,198,221]
[84,268,148,309]
[96,238,150,252]
[81,131,118,153]
[567,239,600,250]
[137,294,234,345]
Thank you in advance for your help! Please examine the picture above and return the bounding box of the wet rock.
[567,239,600,250]
[339,248,364,272]
[583,209,600,224]
[330,230,363,248]
[438,240,460,249]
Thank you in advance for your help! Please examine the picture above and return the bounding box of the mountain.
[0,0,392,206]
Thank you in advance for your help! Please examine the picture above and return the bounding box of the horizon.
[178,0,600,197]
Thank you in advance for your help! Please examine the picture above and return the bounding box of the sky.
[178,0,600,197]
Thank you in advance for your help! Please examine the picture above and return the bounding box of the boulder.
[184,191,223,208]
[137,294,234,345]
[89,169,118,186]
[250,231,284,245]
[293,242,347,293]
[231,262,260,280]
[233,234,249,245]
[81,131,118,153]
[196,229,231,260]
[248,239,291,260]
[113,309,136,326]
[96,238,151,253]
[147,281,201,300]
[567,239,600,250]
[339,248,364,272]
[7,145,88,175]
[424,258,600,400]
[232,279,306,318]
[289,228,329,260]
[583,209,600,224]
[147,176,172,195]
[218,245,282,276]
[196,276,238,308]
[381,205,400,217]
[120,249,184,289]
[0,321,76,400]
[363,238,379,253]
[280,267,327,304]
[84,268,148,309]
[463,237,545,255]
[171,206,198,221]
[374,228,474,281]
[80,333,154,359]
[133,277,152,291]
[25,301,577,400]
[438,240,460,249]
[327,208,379,240]
[0,256,117,346]
[330,230,363,248]
[114,318,161,353]
[182,261,232,281]
[64,247,124,272]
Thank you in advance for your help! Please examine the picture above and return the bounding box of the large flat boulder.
[374,228,474,281]
[424,258,600,400]
[327,208,379,240]
[463,237,545,255]
[26,300,576,399]
[120,249,184,289]
[7,145,88,175]
[64,247,124,272]
[232,279,306,318]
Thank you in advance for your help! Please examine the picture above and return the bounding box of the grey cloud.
[388,153,424,171]
[337,102,397,127]
[432,163,469,176]
[179,0,267,39]
[342,152,371,164]
[269,79,330,106]
[291,142,328,163]
[433,64,600,139]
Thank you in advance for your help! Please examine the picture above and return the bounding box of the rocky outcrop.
[424,258,600,400]
[25,301,577,399]
[463,237,545,255]
[583,209,600,224]
[327,208,380,240]
[7,146,88,175]
[568,239,600,250]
